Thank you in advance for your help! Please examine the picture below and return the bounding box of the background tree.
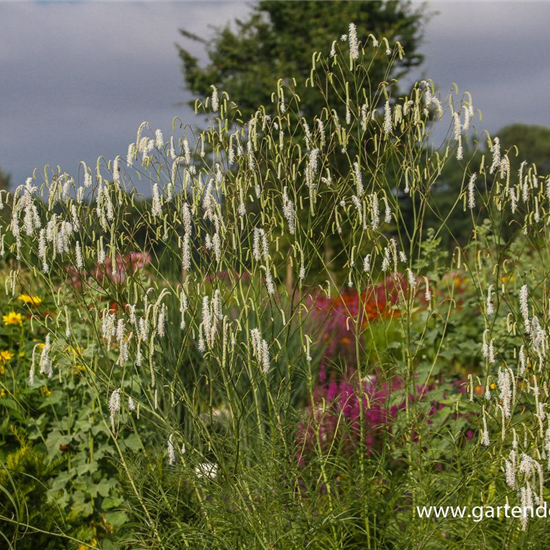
[177,0,429,119]
[497,123,550,175]
[0,166,11,191]
[177,1,431,285]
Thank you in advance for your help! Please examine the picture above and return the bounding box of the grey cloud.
[1,1,549,187]
[0,2,249,184]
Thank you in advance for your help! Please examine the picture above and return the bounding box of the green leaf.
[123,433,143,451]
[104,510,129,527]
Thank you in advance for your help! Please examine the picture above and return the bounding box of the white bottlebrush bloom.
[182,137,191,165]
[197,329,206,354]
[530,316,546,358]
[424,277,432,302]
[316,119,326,148]
[519,284,530,333]
[353,162,365,197]
[519,345,527,376]
[406,268,417,287]
[383,196,392,224]
[303,121,313,149]
[489,137,501,175]
[182,233,191,271]
[363,254,371,273]
[126,143,135,167]
[210,85,219,112]
[157,303,167,338]
[169,136,176,160]
[38,229,48,273]
[155,129,164,149]
[167,435,176,465]
[202,295,212,346]
[102,311,116,345]
[182,202,192,235]
[520,485,533,531]
[228,135,236,166]
[250,328,270,373]
[350,195,363,227]
[128,396,136,412]
[264,268,275,296]
[305,148,319,191]
[237,200,246,217]
[498,368,512,418]
[212,232,221,263]
[39,333,52,378]
[97,238,106,265]
[383,101,392,135]
[282,187,295,235]
[462,104,473,132]
[348,22,359,60]
[453,111,462,142]
[213,289,223,321]
[468,173,477,209]
[252,228,269,261]
[509,187,518,214]
[113,156,120,184]
[109,388,121,430]
[151,183,162,217]
[370,193,379,230]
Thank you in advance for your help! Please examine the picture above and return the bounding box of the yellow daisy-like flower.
[3,312,23,326]
[0,350,14,363]
[17,294,42,306]
[78,539,97,550]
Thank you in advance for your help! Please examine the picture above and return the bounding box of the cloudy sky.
[1,1,549,188]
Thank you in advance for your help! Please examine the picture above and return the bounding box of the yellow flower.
[67,345,84,357]
[17,294,42,306]
[0,389,5,398]
[3,312,23,326]
[78,538,97,550]
[0,350,14,372]
[73,364,86,375]
[0,350,14,363]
